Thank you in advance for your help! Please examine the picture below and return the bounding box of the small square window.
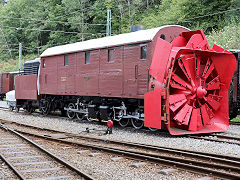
[108,49,114,62]
[42,59,46,68]
[64,56,69,66]
[141,45,147,60]
[85,52,90,64]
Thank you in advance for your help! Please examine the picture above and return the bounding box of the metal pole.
[128,0,131,25]
[19,43,22,72]
[106,9,111,36]
[0,27,13,59]
[81,0,84,41]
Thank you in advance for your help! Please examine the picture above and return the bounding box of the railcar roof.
[24,58,40,64]
[229,49,240,53]
[0,71,22,74]
[41,25,187,57]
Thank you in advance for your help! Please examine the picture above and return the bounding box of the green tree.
[0,0,238,66]
[140,0,234,32]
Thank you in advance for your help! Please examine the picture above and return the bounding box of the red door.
[137,44,149,96]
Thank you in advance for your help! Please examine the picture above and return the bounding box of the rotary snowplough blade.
[144,30,236,135]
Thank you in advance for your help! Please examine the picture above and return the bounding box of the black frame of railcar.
[229,50,240,119]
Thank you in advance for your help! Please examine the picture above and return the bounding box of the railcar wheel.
[60,108,66,117]
[40,99,50,115]
[26,105,34,114]
[15,107,19,113]
[27,108,33,114]
[76,112,84,121]
[67,103,76,119]
[148,127,158,131]
[131,118,144,129]
[118,118,129,127]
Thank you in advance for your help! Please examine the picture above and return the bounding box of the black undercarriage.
[16,94,146,129]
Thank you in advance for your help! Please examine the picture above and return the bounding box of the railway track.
[0,123,94,180]
[2,107,240,146]
[1,119,240,179]
[230,121,240,125]
[188,134,240,146]
[0,106,8,111]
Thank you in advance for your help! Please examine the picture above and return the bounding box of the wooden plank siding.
[99,47,123,97]
[0,73,14,94]
[0,74,2,95]
[40,56,58,95]
[66,53,76,94]
[15,74,39,100]
[40,43,151,99]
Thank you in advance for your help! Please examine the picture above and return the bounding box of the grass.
[0,54,39,73]
[230,115,240,122]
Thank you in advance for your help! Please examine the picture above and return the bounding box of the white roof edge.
[1,71,22,74]
[229,49,240,53]
[41,25,189,57]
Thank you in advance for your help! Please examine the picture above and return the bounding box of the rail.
[1,120,239,179]
[0,123,95,180]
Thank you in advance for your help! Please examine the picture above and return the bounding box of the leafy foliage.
[0,53,38,73]
[207,20,240,50]
[0,0,239,72]
[140,0,236,32]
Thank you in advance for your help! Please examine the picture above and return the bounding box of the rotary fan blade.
[171,72,192,90]
[169,94,187,112]
[202,59,215,80]
[195,56,201,79]
[188,108,203,131]
[206,76,221,90]
[181,55,196,81]
[173,103,193,125]
[178,58,191,81]
[200,104,211,126]
[205,95,221,111]
[170,80,188,91]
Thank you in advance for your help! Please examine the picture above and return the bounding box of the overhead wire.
[0,4,106,52]
[182,7,240,22]
[0,15,106,26]
[0,48,18,52]
[1,6,239,55]
[49,6,96,20]
[0,25,106,35]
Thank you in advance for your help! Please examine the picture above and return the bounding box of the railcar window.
[42,59,46,68]
[108,49,114,62]
[160,34,165,40]
[141,45,147,60]
[85,52,90,64]
[64,56,69,66]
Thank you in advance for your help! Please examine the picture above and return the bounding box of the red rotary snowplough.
[145,30,236,135]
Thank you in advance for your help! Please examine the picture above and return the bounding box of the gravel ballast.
[0,109,240,179]
[27,136,203,180]
[0,110,239,158]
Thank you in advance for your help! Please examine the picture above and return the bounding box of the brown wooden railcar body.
[0,73,14,99]
[40,26,188,98]
[15,74,39,100]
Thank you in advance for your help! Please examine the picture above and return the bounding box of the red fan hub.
[196,86,207,99]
